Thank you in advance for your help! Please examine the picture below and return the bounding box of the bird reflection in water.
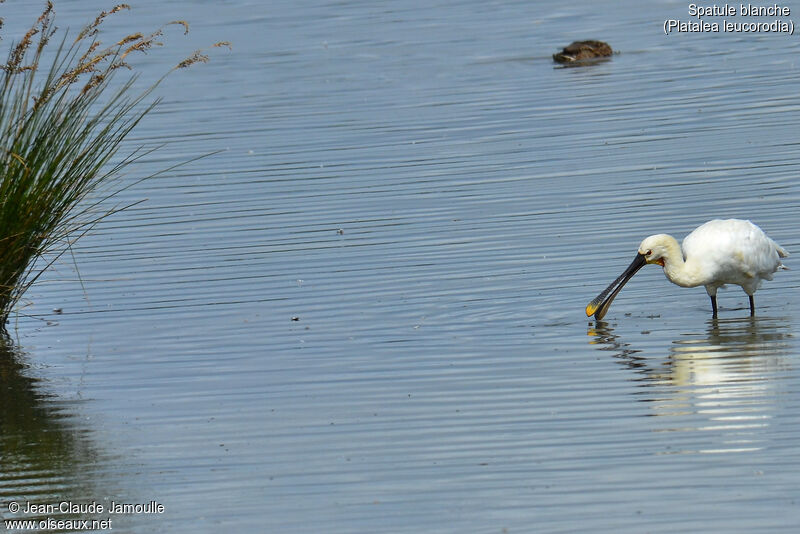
[588,316,791,454]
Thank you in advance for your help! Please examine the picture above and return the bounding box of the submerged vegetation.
[0,2,229,325]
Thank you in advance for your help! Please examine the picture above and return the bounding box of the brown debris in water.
[553,40,613,65]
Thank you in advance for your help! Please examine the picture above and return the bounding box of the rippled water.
[3,0,800,532]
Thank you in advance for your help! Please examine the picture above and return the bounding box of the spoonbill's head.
[585,233,675,320]
[638,234,674,267]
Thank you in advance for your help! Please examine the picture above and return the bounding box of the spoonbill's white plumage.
[586,219,788,320]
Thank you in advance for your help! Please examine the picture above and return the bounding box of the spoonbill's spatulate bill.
[585,219,788,320]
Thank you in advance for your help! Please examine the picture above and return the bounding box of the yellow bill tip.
[585,302,598,317]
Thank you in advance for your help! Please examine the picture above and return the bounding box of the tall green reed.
[0,2,228,325]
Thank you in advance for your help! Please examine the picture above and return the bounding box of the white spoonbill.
[586,219,788,320]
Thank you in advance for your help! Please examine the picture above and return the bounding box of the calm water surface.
[3,1,800,532]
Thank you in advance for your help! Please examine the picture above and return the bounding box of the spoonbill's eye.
[646,250,652,256]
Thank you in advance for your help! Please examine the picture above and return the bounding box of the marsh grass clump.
[0,2,229,325]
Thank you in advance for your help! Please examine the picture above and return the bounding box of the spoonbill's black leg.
[710,295,718,318]
[749,295,755,316]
